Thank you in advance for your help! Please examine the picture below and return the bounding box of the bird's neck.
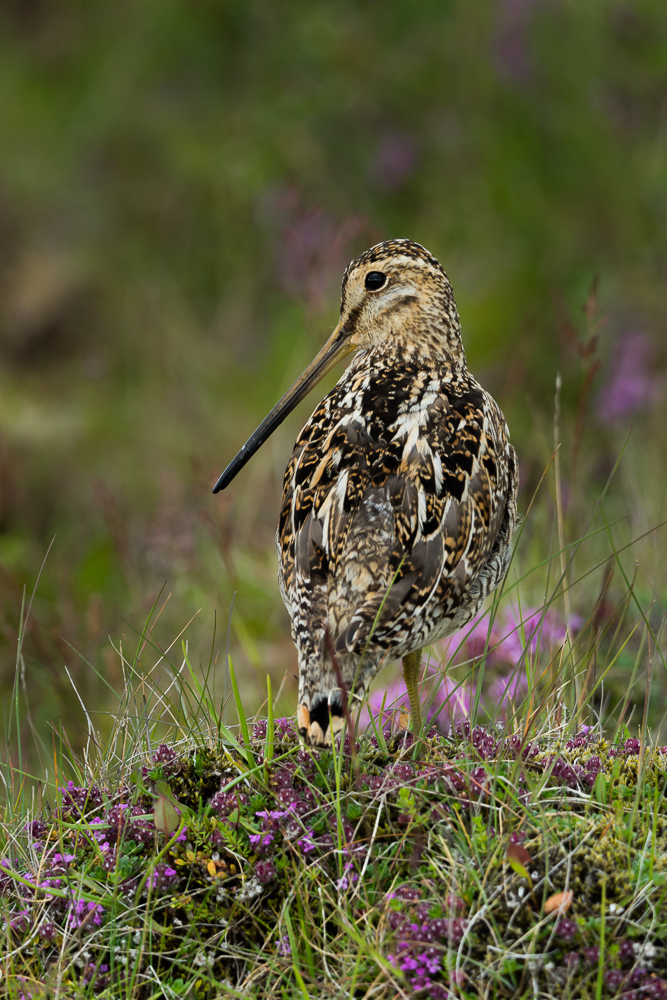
[350,334,467,374]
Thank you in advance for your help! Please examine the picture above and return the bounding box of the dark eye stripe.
[365,271,387,291]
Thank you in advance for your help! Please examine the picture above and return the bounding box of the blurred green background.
[1,0,666,766]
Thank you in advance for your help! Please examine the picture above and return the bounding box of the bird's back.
[277,344,518,696]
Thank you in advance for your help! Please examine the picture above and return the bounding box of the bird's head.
[338,239,465,363]
[213,239,464,493]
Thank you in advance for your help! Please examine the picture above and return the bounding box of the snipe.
[213,240,519,747]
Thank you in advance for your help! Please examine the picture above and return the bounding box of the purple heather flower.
[496,605,582,664]
[296,831,317,854]
[336,863,358,891]
[628,967,649,988]
[248,832,274,850]
[555,919,578,942]
[596,331,664,423]
[25,820,48,840]
[152,744,178,766]
[52,853,76,867]
[146,864,178,891]
[275,717,294,738]
[255,860,276,884]
[58,782,104,817]
[68,899,104,929]
[393,886,422,901]
[10,909,30,933]
[605,970,625,990]
[366,603,581,730]
[210,790,248,818]
[488,671,528,707]
[256,808,291,821]
[618,939,634,962]
[252,720,268,740]
[452,612,502,661]
[276,933,291,956]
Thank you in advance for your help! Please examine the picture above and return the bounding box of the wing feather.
[278,353,513,661]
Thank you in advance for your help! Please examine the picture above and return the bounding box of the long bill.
[212,321,355,493]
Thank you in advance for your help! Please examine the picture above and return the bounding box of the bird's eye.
[364,271,387,291]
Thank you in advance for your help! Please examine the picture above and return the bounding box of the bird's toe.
[297,697,344,748]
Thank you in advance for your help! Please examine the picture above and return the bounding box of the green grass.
[2,487,667,998]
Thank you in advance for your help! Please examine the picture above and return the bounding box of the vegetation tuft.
[3,682,667,997]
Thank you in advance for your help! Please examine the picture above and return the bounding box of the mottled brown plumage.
[213,240,519,747]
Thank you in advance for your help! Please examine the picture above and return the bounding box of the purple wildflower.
[68,899,104,929]
[336,874,350,890]
[605,970,624,990]
[256,808,291,821]
[596,331,664,422]
[392,886,421,901]
[496,605,582,664]
[210,790,248,817]
[255,860,276,884]
[276,933,291,956]
[555,919,578,942]
[252,719,268,740]
[488,670,528,707]
[25,821,48,841]
[146,864,178,891]
[10,909,31,934]
[51,853,76,869]
[618,939,634,962]
[361,673,472,735]
[152,744,178,767]
[58,782,104,818]
[275,717,294,738]
[336,862,359,891]
[296,830,317,854]
[248,832,274,851]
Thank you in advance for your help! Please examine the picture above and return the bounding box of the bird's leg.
[402,648,423,737]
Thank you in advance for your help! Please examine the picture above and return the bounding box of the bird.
[213,239,519,748]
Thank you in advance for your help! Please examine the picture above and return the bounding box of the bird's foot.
[297,702,344,748]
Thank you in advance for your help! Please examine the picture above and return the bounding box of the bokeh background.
[1,0,666,768]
